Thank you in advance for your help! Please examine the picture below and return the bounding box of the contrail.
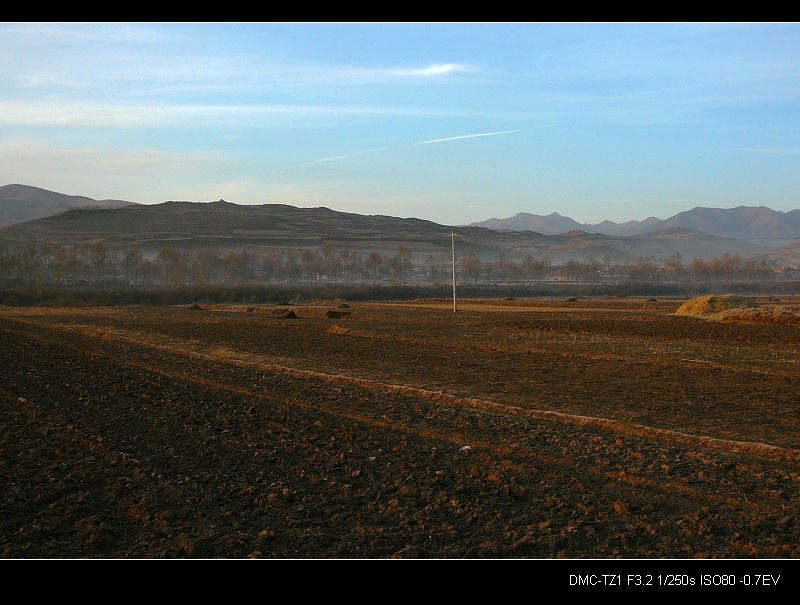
[415,128,532,146]
[302,128,533,166]
[301,146,394,166]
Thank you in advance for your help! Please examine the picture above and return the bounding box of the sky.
[0,22,798,224]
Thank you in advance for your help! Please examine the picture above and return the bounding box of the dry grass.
[675,294,757,316]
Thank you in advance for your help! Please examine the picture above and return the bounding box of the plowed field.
[1,297,799,558]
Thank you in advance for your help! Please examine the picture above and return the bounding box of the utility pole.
[450,229,457,313]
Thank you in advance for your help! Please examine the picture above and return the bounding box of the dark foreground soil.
[1,300,799,558]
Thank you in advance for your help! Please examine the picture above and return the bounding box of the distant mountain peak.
[471,204,800,246]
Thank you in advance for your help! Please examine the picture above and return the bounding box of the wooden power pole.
[450,229,457,313]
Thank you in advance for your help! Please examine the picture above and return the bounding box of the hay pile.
[188,303,204,311]
[275,310,299,319]
[675,294,757,317]
[324,310,352,319]
[714,306,799,326]
[326,325,351,335]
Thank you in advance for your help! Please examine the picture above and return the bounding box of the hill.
[0,184,134,228]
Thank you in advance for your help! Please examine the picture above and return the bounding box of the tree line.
[0,242,789,288]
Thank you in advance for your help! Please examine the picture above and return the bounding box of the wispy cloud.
[416,128,532,146]
[0,101,482,128]
[392,63,468,77]
[333,63,471,83]
[0,23,170,44]
[737,147,800,156]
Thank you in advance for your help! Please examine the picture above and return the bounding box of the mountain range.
[470,206,800,247]
[0,184,780,264]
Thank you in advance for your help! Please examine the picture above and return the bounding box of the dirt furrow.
[9,317,798,465]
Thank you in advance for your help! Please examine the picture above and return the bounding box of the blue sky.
[0,23,798,223]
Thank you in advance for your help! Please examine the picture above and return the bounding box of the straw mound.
[714,305,799,326]
[326,325,351,335]
[204,304,268,313]
[675,294,757,317]
[276,310,299,319]
[188,303,204,311]
[324,310,352,319]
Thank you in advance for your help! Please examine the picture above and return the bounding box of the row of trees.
[0,243,417,288]
[0,243,788,288]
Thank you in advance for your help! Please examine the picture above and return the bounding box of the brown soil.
[1,297,799,558]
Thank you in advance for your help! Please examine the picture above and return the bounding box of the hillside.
[0,197,767,263]
[656,206,800,245]
[0,184,134,228]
